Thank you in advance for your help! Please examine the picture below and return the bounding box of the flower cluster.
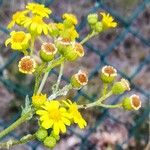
[2,2,142,149]
[33,95,86,148]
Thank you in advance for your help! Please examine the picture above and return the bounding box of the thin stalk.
[0,134,36,149]
[78,91,113,109]
[99,103,122,109]
[0,110,33,140]
[102,83,108,96]
[80,31,97,45]
[30,37,35,56]
[48,84,72,100]
[37,71,49,94]
[54,62,64,92]
[37,57,65,94]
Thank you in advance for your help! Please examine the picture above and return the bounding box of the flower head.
[41,42,57,55]
[18,56,36,74]
[5,31,31,51]
[23,16,49,35]
[36,101,71,135]
[26,2,52,18]
[71,70,88,88]
[63,13,78,25]
[122,94,141,110]
[7,10,28,29]
[112,78,130,95]
[40,42,57,61]
[59,25,79,41]
[100,65,117,83]
[100,12,117,30]
[74,43,84,57]
[32,93,47,108]
[120,78,130,91]
[63,100,87,129]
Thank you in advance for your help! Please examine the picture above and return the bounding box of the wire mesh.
[0,0,149,149]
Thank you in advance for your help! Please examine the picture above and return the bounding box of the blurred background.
[0,0,150,150]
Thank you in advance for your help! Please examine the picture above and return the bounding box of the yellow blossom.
[63,100,87,129]
[5,31,31,51]
[32,93,47,108]
[7,10,28,29]
[63,13,78,25]
[26,2,52,18]
[22,16,49,35]
[100,12,117,29]
[36,101,71,135]
[59,26,79,41]
[18,56,36,74]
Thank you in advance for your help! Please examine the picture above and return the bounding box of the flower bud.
[36,128,48,142]
[56,37,72,55]
[40,42,57,62]
[100,66,117,83]
[48,23,59,37]
[112,78,130,95]
[44,136,56,148]
[63,42,84,61]
[122,94,141,110]
[32,93,47,108]
[18,56,36,74]
[95,22,102,32]
[71,70,88,89]
[51,131,60,141]
[87,13,98,25]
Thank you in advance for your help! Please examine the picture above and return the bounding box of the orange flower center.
[132,97,140,108]
[78,74,87,83]
[43,43,55,53]
[13,33,25,42]
[32,16,43,24]
[20,58,34,72]
[61,38,71,43]
[75,43,84,56]
[49,110,61,121]
[104,67,115,75]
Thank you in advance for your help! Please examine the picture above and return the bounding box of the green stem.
[54,62,64,92]
[0,134,36,149]
[80,31,98,45]
[48,84,72,100]
[78,91,113,109]
[45,57,65,72]
[34,62,47,94]
[37,71,49,94]
[30,37,35,56]
[37,57,65,94]
[99,103,122,109]
[102,83,108,96]
[0,110,33,140]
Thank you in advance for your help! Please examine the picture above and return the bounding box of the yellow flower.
[59,26,79,41]
[23,16,49,35]
[32,93,47,108]
[62,13,78,25]
[36,101,71,135]
[100,12,117,29]
[63,100,87,129]
[18,56,36,74]
[7,10,28,29]
[5,31,31,50]
[26,2,52,18]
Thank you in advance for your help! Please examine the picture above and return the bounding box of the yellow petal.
[53,123,60,135]
[5,38,11,46]
[59,121,66,133]
[42,120,53,129]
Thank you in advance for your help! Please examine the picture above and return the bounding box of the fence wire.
[0,0,150,149]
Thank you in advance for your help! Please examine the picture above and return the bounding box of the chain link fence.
[0,0,150,149]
